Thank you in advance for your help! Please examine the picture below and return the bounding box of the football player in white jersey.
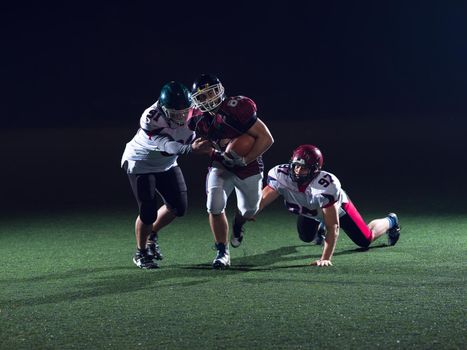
[250,144,401,267]
[121,81,212,269]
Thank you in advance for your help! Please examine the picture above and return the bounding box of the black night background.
[1,1,466,213]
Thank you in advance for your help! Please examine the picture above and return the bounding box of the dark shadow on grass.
[0,266,134,284]
[184,245,309,272]
[333,243,388,256]
[0,243,395,308]
[183,243,390,272]
[0,245,307,308]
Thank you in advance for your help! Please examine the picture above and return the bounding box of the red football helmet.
[289,144,323,183]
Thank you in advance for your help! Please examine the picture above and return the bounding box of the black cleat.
[230,222,244,248]
[313,222,326,245]
[133,250,159,269]
[387,213,401,246]
[146,236,163,260]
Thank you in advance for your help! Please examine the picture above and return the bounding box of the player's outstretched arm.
[191,137,213,155]
[310,203,340,267]
[257,186,280,214]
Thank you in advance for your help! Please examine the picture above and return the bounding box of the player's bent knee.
[358,240,371,248]
[299,233,315,243]
[173,206,187,217]
[140,212,156,225]
[207,200,226,215]
[207,208,225,215]
[238,207,258,219]
[140,202,157,225]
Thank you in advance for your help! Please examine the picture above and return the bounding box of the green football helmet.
[159,81,192,125]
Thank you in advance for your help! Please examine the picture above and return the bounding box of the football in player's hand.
[226,134,255,157]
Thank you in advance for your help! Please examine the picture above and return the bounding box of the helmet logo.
[292,157,306,166]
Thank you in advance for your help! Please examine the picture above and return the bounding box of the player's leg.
[230,173,263,247]
[368,213,401,246]
[128,173,159,269]
[146,166,188,260]
[339,200,374,248]
[296,215,324,244]
[340,199,402,247]
[145,206,173,260]
[206,167,235,268]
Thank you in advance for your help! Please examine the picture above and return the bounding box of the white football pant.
[206,166,262,218]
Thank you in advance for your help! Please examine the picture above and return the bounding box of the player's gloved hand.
[310,259,333,267]
[191,137,213,155]
[221,150,247,168]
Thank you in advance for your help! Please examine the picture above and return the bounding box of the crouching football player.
[241,144,401,267]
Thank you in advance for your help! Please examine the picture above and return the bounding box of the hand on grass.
[310,259,333,267]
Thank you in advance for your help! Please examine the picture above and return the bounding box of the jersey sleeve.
[266,166,281,192]
[316,174,342,208]
[137,102,194,155]
[222,96,257,133]
[139,102,165,132]
[147,133,192,155]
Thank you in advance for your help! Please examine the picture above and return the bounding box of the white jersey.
[267,164,349,220]
[121,101,195,174]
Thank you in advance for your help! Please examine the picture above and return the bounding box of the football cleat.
[146,236,163,260]
[212,243,231,269]
[230,222,245,248]
[133,250,159,269]
[313,222,326,245]
[386,213,401,246]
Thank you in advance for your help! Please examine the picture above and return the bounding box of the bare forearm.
[257,186,280,215]
[244,118,274,164]
[245,134,273,164]
[321,225,339,261]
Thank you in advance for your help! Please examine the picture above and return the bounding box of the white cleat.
[212,243,231,269]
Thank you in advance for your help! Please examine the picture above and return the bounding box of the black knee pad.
[299,232,315,243]
[174,206,187,217]
[297,215,320,243]
[164,192,188,217]
[139,201,158,225]
[169,205,187,218]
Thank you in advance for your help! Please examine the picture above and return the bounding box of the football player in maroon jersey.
[258,144,401,267]
[188,74,274,269]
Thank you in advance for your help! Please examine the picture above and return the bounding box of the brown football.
[225,134,255,156]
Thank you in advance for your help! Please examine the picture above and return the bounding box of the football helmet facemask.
[159,81,193,125]
[191,74,225,112]
[289,144,323,183]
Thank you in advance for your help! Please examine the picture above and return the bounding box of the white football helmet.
[191,74,225,112]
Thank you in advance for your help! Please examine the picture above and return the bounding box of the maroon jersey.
[188,95,263,179]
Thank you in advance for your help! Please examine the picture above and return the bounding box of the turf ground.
[1,206,465,349]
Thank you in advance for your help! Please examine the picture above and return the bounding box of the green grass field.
[1,207,465,349]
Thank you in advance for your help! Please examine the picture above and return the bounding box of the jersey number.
[285,201,317,217]
[226,96,246,108]
[318,174,333,188]
[278,164,289,176]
